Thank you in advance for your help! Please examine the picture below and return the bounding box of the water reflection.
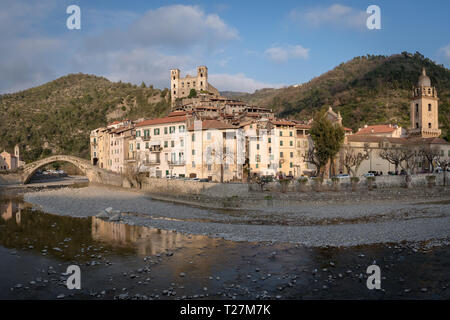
[0,196,228,262]
[0,199,23,224]
[92,217,204,256]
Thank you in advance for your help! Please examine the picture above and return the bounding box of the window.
[416,123,419,128]
[207,132,211,140]
[164,127,168,134]
[192,149,195,155]
[257,144,260,150]
[289,131,293,137]
[179,125,185,132]
[207,164,211,171]
[428,104,432,112]
[137,143,140,150]
[256,164,259,169]
[428,123,432,129]
[164,141,168,148]
[416,104,419,113]
[171,141,174,148]
[268,137,271,143]
[290,162,293,168]
[181,139,184,147]
[290,141,293,147]
[192,161,196,168]
[280,141,283,146]
[136,130,141,137]
[269,147,272,154]
[192,133,195,142]
[154,128,160,135]
[290,152,293,158]
[280,152,283,158]
[448,150,450,156]
[169,126,175,133]
[145,142,149,149]
[280,131,283,136]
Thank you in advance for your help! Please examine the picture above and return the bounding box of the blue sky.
[1,0,449,93]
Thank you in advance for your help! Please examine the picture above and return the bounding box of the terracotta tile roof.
[343,127,353,132]
[136,115,187,127]
[355,124,397,135]
[188,120,238,131]
[295,124,311,129]
[272,120,296,126]
[347,135,408,144]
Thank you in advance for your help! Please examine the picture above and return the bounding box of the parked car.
[199,178,209,182]
[335,174,350,179]
[191,178,200,181]
[362,173,375,178]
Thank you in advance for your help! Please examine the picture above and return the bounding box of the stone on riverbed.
[104,207,113,214]
[96,211,109,218]
[109,213,121,222]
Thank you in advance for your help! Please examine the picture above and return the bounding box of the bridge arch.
[22,155,93,184]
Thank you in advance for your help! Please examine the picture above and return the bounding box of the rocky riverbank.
[22,185,450,247]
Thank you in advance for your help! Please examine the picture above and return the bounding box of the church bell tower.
[409,68,441,138]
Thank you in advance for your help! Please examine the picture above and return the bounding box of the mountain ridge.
[1,52,449,163]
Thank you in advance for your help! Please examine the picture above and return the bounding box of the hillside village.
[89,66,450,182]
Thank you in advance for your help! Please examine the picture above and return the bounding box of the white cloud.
[289,4,367,30]
[209,73,284,93]
[438,44,450,60]
[265,45,309,63]
[125,5,238,49]
[0,4,239,93]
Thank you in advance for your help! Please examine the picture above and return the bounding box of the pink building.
[0,145,24,171]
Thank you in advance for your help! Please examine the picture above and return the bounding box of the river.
[0,187,449,300]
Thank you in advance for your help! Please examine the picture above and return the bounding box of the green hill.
[0,74,170,162]
[1,52,449,163]
[233,52,450,139]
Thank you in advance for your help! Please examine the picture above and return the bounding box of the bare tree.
[206,133,235,183]
[436,158,449,186]
[418,145,440,172]
[124,159,146,189]
[379,147,407,174]
[303,146,327,177]
[341,143,370,177]
[399,145,419,174]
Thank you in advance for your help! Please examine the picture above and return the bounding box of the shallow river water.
[0,193,448,300]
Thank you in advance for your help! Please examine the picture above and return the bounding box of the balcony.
[143,159,160,165]
[149,146,162,152]
[168,160,186,166]
[142,135,151,141]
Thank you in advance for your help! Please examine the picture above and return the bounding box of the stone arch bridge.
[21,155,123,185]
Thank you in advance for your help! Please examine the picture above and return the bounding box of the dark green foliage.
[235,52,450,140]
[188,89,197,98]
[309,109,345,176]
[0,73,170,162]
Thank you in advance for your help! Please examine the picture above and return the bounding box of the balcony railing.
[168,160,186,166]
[149,146,162,152]
[143,159,160,165]
[142,135,151,141]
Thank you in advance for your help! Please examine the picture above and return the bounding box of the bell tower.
[409,68,441,138]
[170,69,180,105]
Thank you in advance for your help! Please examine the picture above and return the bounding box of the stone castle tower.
[170,66,219,105]
[409,68,441,138]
